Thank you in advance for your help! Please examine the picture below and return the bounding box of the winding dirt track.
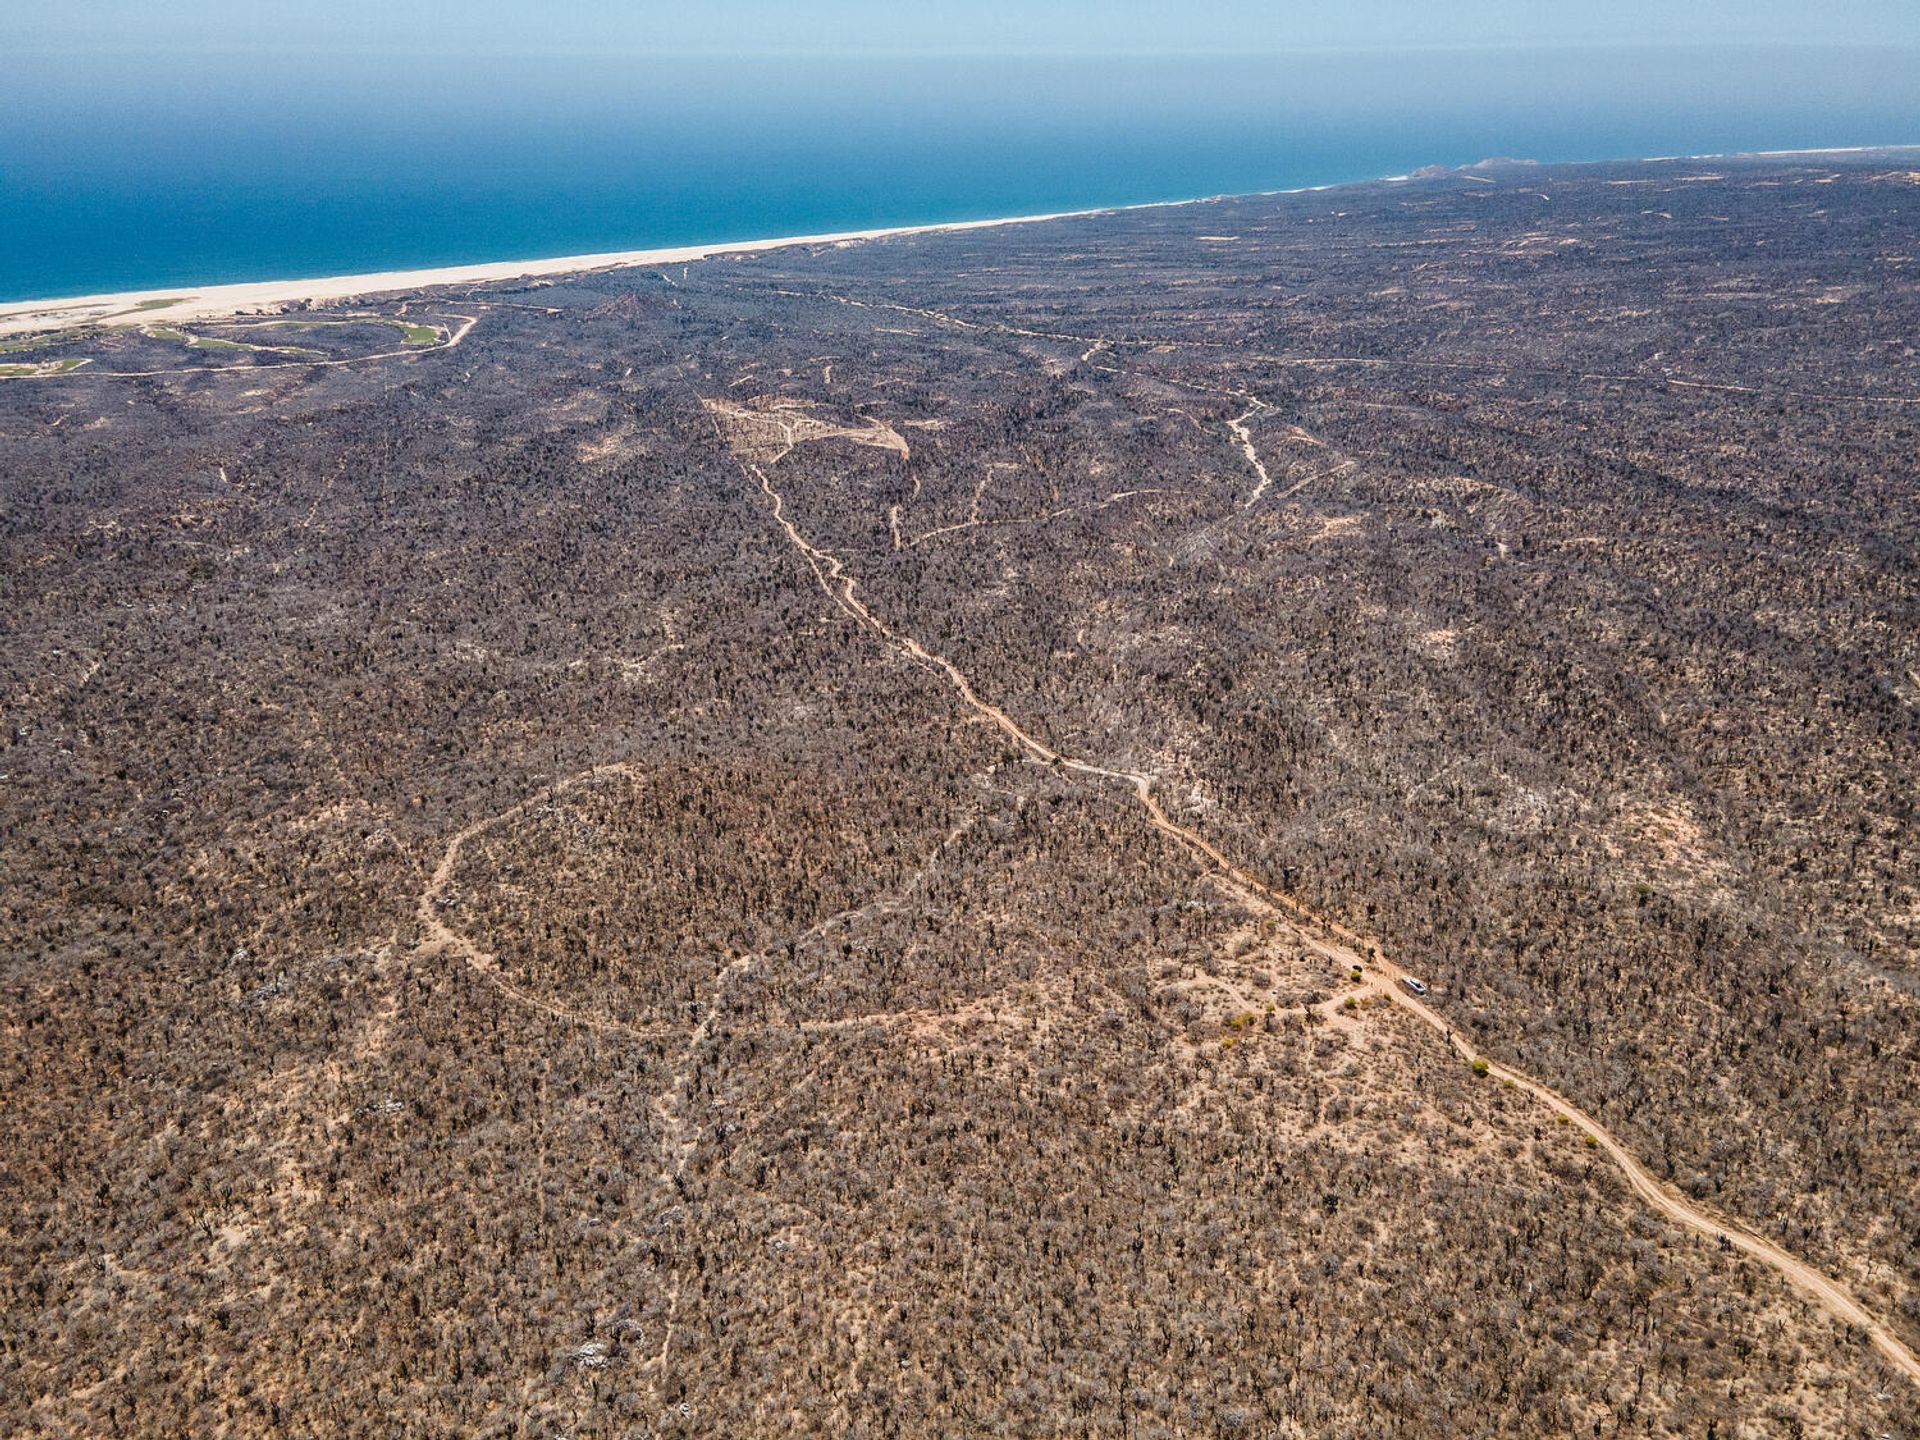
[413,762,678,1044]
[740,442,1920,1391]
[1224,401,1277,507]
[409,388,1916,1391]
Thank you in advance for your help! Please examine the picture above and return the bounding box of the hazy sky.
[7,1,1917,299]
[10,0,1919,56]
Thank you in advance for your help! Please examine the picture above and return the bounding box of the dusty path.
[408,713,999,1406]
[767,287,1187,350]
[403,388,1919,1392]
[779,285,1920,409]
[739,439,1920,1391]
[905,486,1195,549]
[413,762,678,1044]
[1266,457,1357,504]
[1225,401,1277,506]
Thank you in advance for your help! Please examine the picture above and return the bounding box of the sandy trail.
[786,288,1920,410]
[637,804,984,1389]
[414,763,678,1043]
[403,386,1919,1391]
[409,703,993,1398]
[1226,401,1277,506]
[1267,458,1359,504]
[738,433,1920,1392]
[771,288,1144,349]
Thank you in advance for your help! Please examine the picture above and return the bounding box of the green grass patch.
[146,323,322,358]
[198,337,325,357]
[0,357,89,378]
[101,297,191,321]
[248,315,441,347]
[0,328,89,354]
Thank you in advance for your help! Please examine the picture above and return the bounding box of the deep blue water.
[3,47,1917,301]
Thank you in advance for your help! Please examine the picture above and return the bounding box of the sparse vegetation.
[0,153,1915,1437]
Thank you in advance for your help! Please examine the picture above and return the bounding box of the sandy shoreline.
[4,144,1913,338]
[0,200,1210,338]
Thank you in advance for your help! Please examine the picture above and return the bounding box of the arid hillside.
[2,154,1917,1438]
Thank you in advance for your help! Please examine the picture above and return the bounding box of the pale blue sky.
[9,0,1918,56]
[7,2,1917,300]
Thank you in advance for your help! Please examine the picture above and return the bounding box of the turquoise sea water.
[3,47,1917,301]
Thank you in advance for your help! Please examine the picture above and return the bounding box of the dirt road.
[741,442,1920,1391]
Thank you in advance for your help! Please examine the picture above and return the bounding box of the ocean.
[3,46,1917,302]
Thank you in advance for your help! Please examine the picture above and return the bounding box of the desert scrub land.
[1,154,1916,1437]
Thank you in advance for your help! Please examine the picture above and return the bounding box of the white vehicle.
[1401,976,1430,998]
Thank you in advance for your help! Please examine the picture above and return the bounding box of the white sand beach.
[4,144,1911,340]
[0,202,1184,338]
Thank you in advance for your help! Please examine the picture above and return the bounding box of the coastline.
[3,143,1913,338]
[0,199,1223,338]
